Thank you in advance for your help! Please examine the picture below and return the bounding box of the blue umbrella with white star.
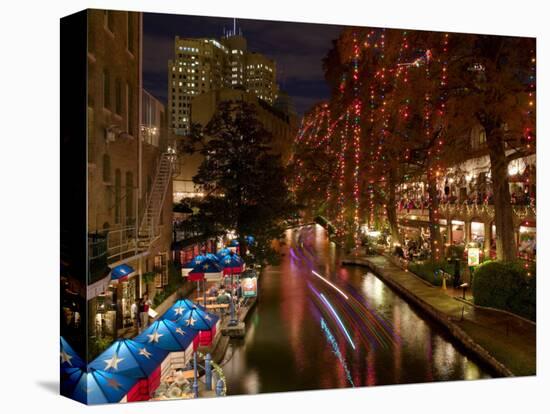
[161,298,204,323]
[134,319,196,352]
[179,306,220,332]
[63,368,137,405]
[187,258,223,281]
[60,336,86,371]
[220,252,245,275]
[182,254,207,269]
[88,339,168,379]
[204,252,220,263]
[216,248,231,260]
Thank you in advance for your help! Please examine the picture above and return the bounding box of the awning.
[110,264,135,282]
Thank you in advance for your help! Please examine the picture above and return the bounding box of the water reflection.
[222,225,491,395]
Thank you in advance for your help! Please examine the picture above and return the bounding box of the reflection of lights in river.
[319,293,356,350]
[312,270,349,299]
[320,318,355,387]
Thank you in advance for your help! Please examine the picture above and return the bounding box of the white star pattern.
[175,327,186,336]
[204,315,212,321]
[104,353,125,370]
[185,317,197,327]
[147,330,164,343]
[174,306,185,316]
[60,350,73,366]
[138,347,152,359]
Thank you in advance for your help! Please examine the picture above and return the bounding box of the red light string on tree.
[351,32,362,248]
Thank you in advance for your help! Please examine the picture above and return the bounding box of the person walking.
[139,293,152,332]
[131,299,139,332]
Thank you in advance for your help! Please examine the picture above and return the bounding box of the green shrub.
[408,260,465,286]
[472,261,536,321]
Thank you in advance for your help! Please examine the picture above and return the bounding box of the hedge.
[408,260,465,286]
[472,261,536,321]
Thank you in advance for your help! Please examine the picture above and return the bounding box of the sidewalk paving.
[343,254,536,377]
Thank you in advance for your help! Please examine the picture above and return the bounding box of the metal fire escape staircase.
[138,152,174,250]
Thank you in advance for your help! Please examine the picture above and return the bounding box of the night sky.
[143,12,344,116]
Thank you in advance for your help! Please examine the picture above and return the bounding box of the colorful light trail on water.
[312,270,349,300]
[319,293,356,350]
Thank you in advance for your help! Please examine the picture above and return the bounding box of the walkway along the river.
[342,254,536,377]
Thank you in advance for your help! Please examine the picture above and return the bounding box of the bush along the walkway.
[408,260,465,286]
[472,261,536,321]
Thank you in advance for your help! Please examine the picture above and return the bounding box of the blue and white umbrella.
[88,339,168,378]
[134,319,196,352]
[179,306,220,332]
[187,258,223,281]
[216,248,231,260]
[204,252,220,263]
[161,298,204,323]
[60,336,86,371]
[62,368,138,405]
[220,253,245,275]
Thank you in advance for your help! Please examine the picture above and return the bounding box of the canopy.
[89,339,168,378]
[216,248,231,259]
[161,298,204,323]
[220,253,245,275]
[182,254,207,270]
[62,368,137,405]
[180,306,220,332]
[134,319,196,352]
[60,336,86,371]
[110,264,135,281]
[187,258,223,281]
[204,252,220,263]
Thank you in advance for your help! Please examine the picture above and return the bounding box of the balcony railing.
[397,203,536,223]
[106,224,141,264]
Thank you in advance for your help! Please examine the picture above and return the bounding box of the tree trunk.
[386,170,401,245]
[427,173,443,261]
[487,129,517,261]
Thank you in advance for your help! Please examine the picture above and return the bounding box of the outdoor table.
[205,304,229,310]
[195,296,217,303]
[164,370,195,384]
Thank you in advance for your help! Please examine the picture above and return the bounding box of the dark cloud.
[143,12,344,115]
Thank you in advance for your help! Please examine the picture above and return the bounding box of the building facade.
[395,124,536,262]
[173,88,296,202]
[87,9,174,351]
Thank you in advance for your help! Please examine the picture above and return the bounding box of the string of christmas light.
[336,110,351,237]
[351,32,362,247]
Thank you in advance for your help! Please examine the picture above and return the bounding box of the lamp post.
[229,271,237,326]
[192,351,199,398]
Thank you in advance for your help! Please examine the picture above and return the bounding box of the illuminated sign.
[467,247,480,267]
[241,277,257,297]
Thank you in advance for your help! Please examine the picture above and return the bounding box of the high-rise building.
[168,32,279,135]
